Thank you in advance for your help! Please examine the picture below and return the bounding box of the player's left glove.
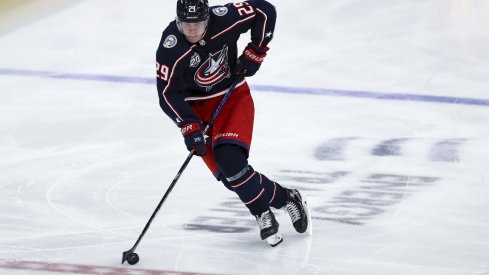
[235,43,269,77]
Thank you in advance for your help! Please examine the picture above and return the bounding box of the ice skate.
[255,210,283,247]
[284,189,312,235]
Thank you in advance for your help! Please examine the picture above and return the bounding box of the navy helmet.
[176,0,209,23]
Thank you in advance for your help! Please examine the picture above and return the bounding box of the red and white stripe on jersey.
[161,45,197,121]
[195,67,228,86]
[211,15,256,41]
[184,79,246,101]
[256,8,268,47]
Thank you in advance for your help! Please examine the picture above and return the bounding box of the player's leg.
[214,144,282,246]
[216,148,311,235]
[196,82,311,240]
[211,83,285,245]
[210,83,288,208]
[224,85,311,235]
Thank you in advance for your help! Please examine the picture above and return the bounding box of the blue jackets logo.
[194,45,231,91]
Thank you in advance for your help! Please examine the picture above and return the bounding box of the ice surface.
[1,0,488,274]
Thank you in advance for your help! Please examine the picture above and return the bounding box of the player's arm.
[246,0,276,48]
[156,52,207,156]
[156,40,207,156]
[232,0,277,76]
[156,44,198,127]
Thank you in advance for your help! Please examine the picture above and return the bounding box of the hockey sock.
[256,172,287,209]
[214,145,269,216]
[213,145,287,209]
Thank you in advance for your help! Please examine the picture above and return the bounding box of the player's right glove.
[181,122,207,156]
[235,43,269,77]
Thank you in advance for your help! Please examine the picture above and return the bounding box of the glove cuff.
[242,43,269,64]
[181,122,202,137]
[248,42,269,54]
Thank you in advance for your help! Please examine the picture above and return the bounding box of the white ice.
[1,0,489,274]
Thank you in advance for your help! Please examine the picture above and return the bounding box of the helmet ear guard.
[176,0,209,23]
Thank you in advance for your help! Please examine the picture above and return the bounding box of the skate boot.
[255,210,283,247]
[284,189,312,235]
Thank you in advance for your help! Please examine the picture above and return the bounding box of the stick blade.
[121,249,132,264]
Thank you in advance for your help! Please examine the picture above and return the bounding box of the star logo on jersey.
[194,45,231,91]
[266,31,273,38]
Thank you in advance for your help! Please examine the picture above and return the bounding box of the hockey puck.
[126,252,139,265]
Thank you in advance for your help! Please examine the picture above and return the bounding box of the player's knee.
[214,144,249,181]
[214,144,248,174]
[220,176,234,191]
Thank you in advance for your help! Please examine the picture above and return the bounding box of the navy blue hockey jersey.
[156,0,276,127]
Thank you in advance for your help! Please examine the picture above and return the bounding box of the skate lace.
[257,211,273,230]
[285,201,301,223]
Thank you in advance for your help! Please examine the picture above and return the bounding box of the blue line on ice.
[1,67,488,107]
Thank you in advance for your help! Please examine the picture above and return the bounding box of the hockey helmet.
[176,0,209,23]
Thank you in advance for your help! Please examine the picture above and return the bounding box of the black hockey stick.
[122,74,244,265]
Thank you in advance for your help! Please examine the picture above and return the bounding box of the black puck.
[126,252,139,265]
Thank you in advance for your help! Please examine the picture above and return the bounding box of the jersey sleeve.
[247,0,276,47]
[215,1,276,48]
[156,30,198,127]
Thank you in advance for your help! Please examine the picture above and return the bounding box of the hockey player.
[156,0,311,246]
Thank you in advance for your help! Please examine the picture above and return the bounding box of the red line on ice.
[0,259,217,275]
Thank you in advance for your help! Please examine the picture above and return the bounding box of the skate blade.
[266,233,283,247]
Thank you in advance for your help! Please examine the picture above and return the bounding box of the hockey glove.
[235,43,269,77]
[181,122,207,156]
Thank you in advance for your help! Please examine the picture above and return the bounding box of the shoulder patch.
[163,35,177,48]
[212,7,228,16]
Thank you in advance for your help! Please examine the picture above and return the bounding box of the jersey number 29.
[156,62,170,81]
[233,2,254,16]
